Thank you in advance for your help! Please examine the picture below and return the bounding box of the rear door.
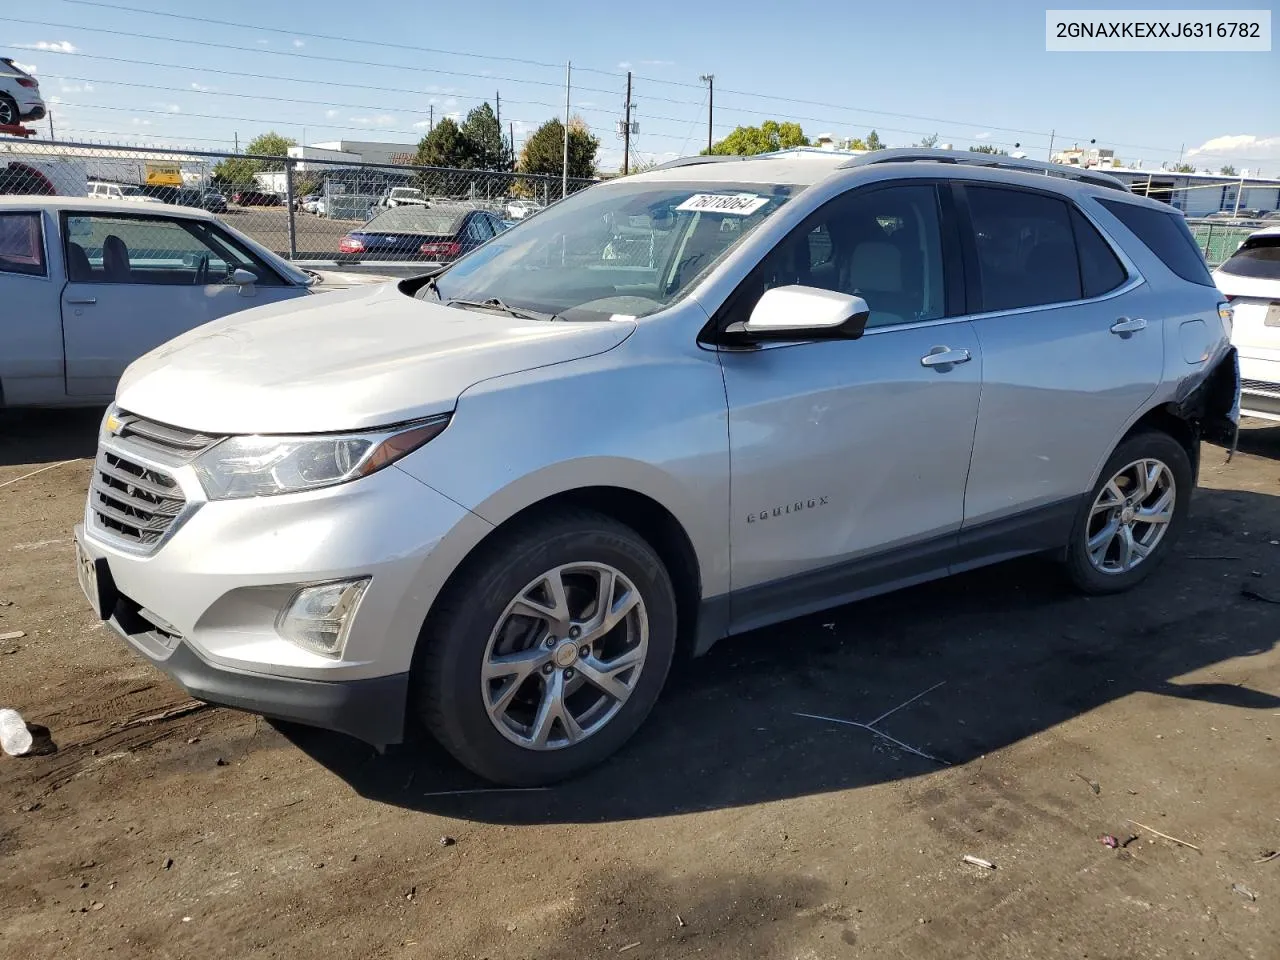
[0,209,66,404]
[60,211,303,397]
[954,183,1164,548]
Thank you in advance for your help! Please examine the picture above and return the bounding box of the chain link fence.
[1,139,597,264]
[1184,217,1263,268]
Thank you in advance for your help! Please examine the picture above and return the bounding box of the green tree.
[969,144,1009,155]
[864,130,884,151]
[414,117,473,169]
[518,116,599,188]
[460,102,512,171]
[917,133,939,148]
[846,137,866,150]
[1220,164,1237,176]
[703,120,808,156]
[1172,162,1196,173]
[211,130,296,187]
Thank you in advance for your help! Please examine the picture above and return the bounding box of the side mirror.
[232,267,258,296]
[733,285,871,341]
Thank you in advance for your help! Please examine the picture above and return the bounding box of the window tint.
[0,213,45,277]
[1218,235,1280,280]
[64,214,279,286]
[737,183,946,329]
[966,186,1081,311]
[1097,198,1216,287]
[1070,207,1127,297]
[467,214,494,242]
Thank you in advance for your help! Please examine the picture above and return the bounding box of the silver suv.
[73,149,1240,785]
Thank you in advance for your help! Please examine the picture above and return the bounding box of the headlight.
[193,416,449,500]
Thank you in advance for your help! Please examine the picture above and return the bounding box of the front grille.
[90,451,186,547]
[1241,378,1279,394]
[111,410,221,461]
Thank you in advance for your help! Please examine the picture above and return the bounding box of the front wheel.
[416,511,677,785]
[1063,429,1192,594]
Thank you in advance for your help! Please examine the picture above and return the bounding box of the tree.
[704,120,808,156]
[1220,164,1237,176]
[917,133,939,148]
[414,117,473,169]
[211,130,295,189]
[460,102,512,171]
[846,137,866,150]
[864,130,884,151]
[518,116,599,188]
[969,144,1009,155]
[243,132,295,171]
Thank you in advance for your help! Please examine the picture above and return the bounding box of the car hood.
[115,282,636,434]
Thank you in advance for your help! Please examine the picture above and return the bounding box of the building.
[306,140,418,167]
[1104,168,1280,216]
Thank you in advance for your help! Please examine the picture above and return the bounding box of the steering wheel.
[194,253,209,286]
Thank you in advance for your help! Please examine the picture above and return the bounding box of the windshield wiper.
[445,297,557,322]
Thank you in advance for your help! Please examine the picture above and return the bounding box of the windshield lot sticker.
[676,193,769,216]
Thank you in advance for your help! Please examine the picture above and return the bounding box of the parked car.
[1213,225,1280,422]
[199,190,228,213]
[87,181,165,204]
[0,57,45,126]
[0,196,392,407]
[376,186,430,210]
[232,190,280,207]
[336,203,509,262]
[505,198,543,220]
[72,150,1238,786]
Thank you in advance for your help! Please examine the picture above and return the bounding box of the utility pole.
[1046,129,1055,161]
[48,109,55,141]
[509,121,515,163]
[234,131,239,153]
[1233,169,1247,216]
[699,74,714,153]
[428,105,434,133]
[562,61,571,199]
[495,90,501,128]
[623,71,633,176]
[1177,142,1185,167]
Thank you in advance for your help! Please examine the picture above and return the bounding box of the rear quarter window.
[1097,199,1216,287]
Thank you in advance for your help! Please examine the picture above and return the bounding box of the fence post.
[284,157,298,261]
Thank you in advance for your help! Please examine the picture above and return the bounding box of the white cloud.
[58,82,94,94]
[255,38,269,46]
[444,98,458,108]
[617,61,632,70]
[444,111,461,123]
[412,119,433,129]
[974,131,991,140]
[1187,134,1280,166]
[639,59,675,66]
[190,82,213,92]
[350,114,397,126]
[130,117,152,126]
[167,104,181,113]
[14,40,77,54]
[14,61,38,74]
[325,109,339,119]
[49,95,65,105]
[292,39,305,48]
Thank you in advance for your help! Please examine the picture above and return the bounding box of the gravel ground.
[1,410,1277,960]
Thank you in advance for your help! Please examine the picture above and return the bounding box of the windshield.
[363,205,467,234]
[1220,236,1280,280]
[425,179,797,320]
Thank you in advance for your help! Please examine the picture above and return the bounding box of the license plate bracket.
[75,532,117,621]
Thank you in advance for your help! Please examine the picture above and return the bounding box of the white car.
[505,199,543,220]
[87,181,166,205]
[0,58,46,127]
[0,196,392,407]
[1213,226,1280,421]
[381,187,429,209]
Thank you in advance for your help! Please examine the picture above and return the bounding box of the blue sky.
[6,0,1279,174]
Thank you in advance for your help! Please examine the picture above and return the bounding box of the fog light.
[277,578,369,658]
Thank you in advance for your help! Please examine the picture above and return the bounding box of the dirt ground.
[1,409,1277,960]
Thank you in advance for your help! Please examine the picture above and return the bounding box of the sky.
[5,0,1279,175]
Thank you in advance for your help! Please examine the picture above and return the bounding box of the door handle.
[1110,317,1147,334]
[66,297,97,305]
[920,347,972,367]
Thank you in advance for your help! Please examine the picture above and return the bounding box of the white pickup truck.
[87,181,166,204]
[0,195,387,407]
[378,186,430,209]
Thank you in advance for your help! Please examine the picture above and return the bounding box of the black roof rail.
[837,148,1130,192]
[647,155,749,172]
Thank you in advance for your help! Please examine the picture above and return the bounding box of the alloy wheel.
[1085,458,1177,575]
[481,562,648,750]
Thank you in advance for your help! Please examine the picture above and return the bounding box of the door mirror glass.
[231,267,257,286]
[740,285,870,340]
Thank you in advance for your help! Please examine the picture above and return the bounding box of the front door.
[716,182,983,632]
[0,210,66,404]
[60,211,301,397]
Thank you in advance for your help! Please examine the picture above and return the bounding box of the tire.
[1063,429,1192,595]
[0,96,18,127]
[416,510,678,785]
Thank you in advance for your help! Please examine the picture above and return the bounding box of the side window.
[735,184,946,330]
[965,186,1081,311]
[1070,207,1127,298]
[468,215,494,242]
[1096,198,1216,287]
[0,212,46,277]
[63,214,278,286]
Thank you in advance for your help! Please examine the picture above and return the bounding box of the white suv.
[73,150,1239,785]
[0,58,46,127]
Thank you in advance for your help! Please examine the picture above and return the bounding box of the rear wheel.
[0,96,19,127]
[1063,430,1192,594]
[416,511,677,785]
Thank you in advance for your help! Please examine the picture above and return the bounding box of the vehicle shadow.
[1235,418,1280,460]
[0,407,103,468]
[284,484,1280,824]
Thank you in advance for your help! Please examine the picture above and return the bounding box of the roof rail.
[837,148,1130,192]
[648,154,747,172]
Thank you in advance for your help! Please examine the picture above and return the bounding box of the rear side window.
[0,212,46,277]
[965,186,1081,311]
[1219,235,1280,280]
[1097,199,1215,287]
[1070,208,1127,297]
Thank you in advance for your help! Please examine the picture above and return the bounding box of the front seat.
[66,241,93,282]
[101,234,132,283]
[844,240,908,327]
